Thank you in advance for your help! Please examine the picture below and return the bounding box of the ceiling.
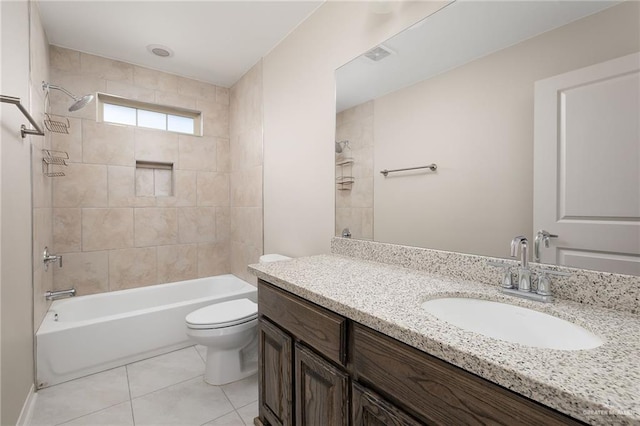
[37,1,323,88]
[336,0,620,112]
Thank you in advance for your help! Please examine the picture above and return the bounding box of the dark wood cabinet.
[295,343,349,425]
[258,318,293,426]
[258,279,583,426]
[352,382,422,426]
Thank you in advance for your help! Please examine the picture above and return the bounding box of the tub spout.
[45,288,76,301]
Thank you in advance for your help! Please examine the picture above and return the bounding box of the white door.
[533,52,640,276]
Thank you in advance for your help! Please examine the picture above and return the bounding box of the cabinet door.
[352,382,424,426]
[295,343,349,426]
[259,318,293,426]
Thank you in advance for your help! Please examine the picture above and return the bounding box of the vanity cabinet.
[257,279,583,426]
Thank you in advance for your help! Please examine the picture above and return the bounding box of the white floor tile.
[237,401,258,426]
[132,377,234,426]
[195,345,207,362]
[201,411,245,426]
[126,347,205,398]
[220,374,258,409]
[30,368,130,426]
[58,401,134,426]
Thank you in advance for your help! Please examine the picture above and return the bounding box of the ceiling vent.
[363,45,394,62]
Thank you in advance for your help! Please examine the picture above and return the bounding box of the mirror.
[335,1,639,275]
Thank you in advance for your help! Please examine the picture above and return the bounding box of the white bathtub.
[36,274,256,388]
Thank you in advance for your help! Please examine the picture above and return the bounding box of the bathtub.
[36,274,256,388]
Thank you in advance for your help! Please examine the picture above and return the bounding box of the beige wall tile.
[217,137,230,173]
[80,52,133,82]
[197,172,229,206]
[197,242,230,278]
[155,91,197,110]
[134,208,178,247]
[230,241,260,285]
[82,208,134,251]
[105,80,156,103]
[177,77,216,101]
[109,165,156,207]
[178,135,216,171]
[83,121,135,166]
[134,128,179,164]
[216,207,230,242]
[135,167,154,197]
[109,247,157,291]
[156,170,196,207]
[230,207,263,249]
[230,129,262,171]
[229,61,262,133]
[154,169,172,196]
[50,45,80,72]
[53,163,108,207]
[200,101,230,139]
[157,244,197,283]
[216,87,230,106]
[51,117,82,163]
[178,207,216,243]
[53,208,82,253]
[351,176,373,208]
[53,251,109,295]
[230,166,262,207]
[33,265,52,331]
[134,66,179,92]
[33,207,53,267]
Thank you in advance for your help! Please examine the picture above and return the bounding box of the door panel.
[259,318,293,426]
[534,52,640,275]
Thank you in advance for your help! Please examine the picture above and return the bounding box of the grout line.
[124,365,136,425]
[198,407,237,426]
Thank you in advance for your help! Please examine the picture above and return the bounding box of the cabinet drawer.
[258,280,347,365]
[352,324,583,426]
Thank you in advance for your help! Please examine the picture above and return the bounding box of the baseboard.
[16,384,36,426]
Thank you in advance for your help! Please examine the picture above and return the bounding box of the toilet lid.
[186,298,257,329]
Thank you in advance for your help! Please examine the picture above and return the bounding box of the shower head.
[68,94,95,112]
[335,141,343,153]
[42,81,95,112]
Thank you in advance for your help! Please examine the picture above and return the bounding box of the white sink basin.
[421,297,602,350]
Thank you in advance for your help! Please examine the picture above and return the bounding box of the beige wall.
[230,61,264,284]
[1,0,44,422]
[263,1,448,257]
[335,101,374,240]
[372,2,640,258]
[50,47,231,295]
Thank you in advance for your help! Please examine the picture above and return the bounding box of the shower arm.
[42,82,80,101]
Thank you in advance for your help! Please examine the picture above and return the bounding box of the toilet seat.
[186,298,257,330]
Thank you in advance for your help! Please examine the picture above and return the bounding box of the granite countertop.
[249,254,640,425]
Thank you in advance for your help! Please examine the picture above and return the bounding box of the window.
[98,93,201,136]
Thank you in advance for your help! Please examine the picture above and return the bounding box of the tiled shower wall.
[49,46,231,295]
[31,3,52,331]
[335,101,374,240]
[229,61,263,284]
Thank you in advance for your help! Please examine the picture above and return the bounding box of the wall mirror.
[335,0,639,275]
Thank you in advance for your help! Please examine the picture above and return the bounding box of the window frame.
[97,93,202,136]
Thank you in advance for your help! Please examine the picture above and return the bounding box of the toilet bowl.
[186,298,258,385]
[186,255,291,385]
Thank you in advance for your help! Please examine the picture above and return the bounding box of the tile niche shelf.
[336,158,354,191]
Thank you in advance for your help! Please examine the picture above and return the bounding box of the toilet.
[185,254,291,385]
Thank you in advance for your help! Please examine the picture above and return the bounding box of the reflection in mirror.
[335,1,639,275]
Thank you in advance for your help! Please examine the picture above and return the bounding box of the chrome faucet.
[43,247,62,271]
[45,288,75,301]
[533,230,557,262]
[510,236,531,291]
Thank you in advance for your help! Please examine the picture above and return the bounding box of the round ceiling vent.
[147,44,173,58]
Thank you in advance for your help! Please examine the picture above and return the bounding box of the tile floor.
[29,346,258,426]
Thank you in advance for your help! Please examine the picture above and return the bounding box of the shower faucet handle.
[43,246,63,271]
